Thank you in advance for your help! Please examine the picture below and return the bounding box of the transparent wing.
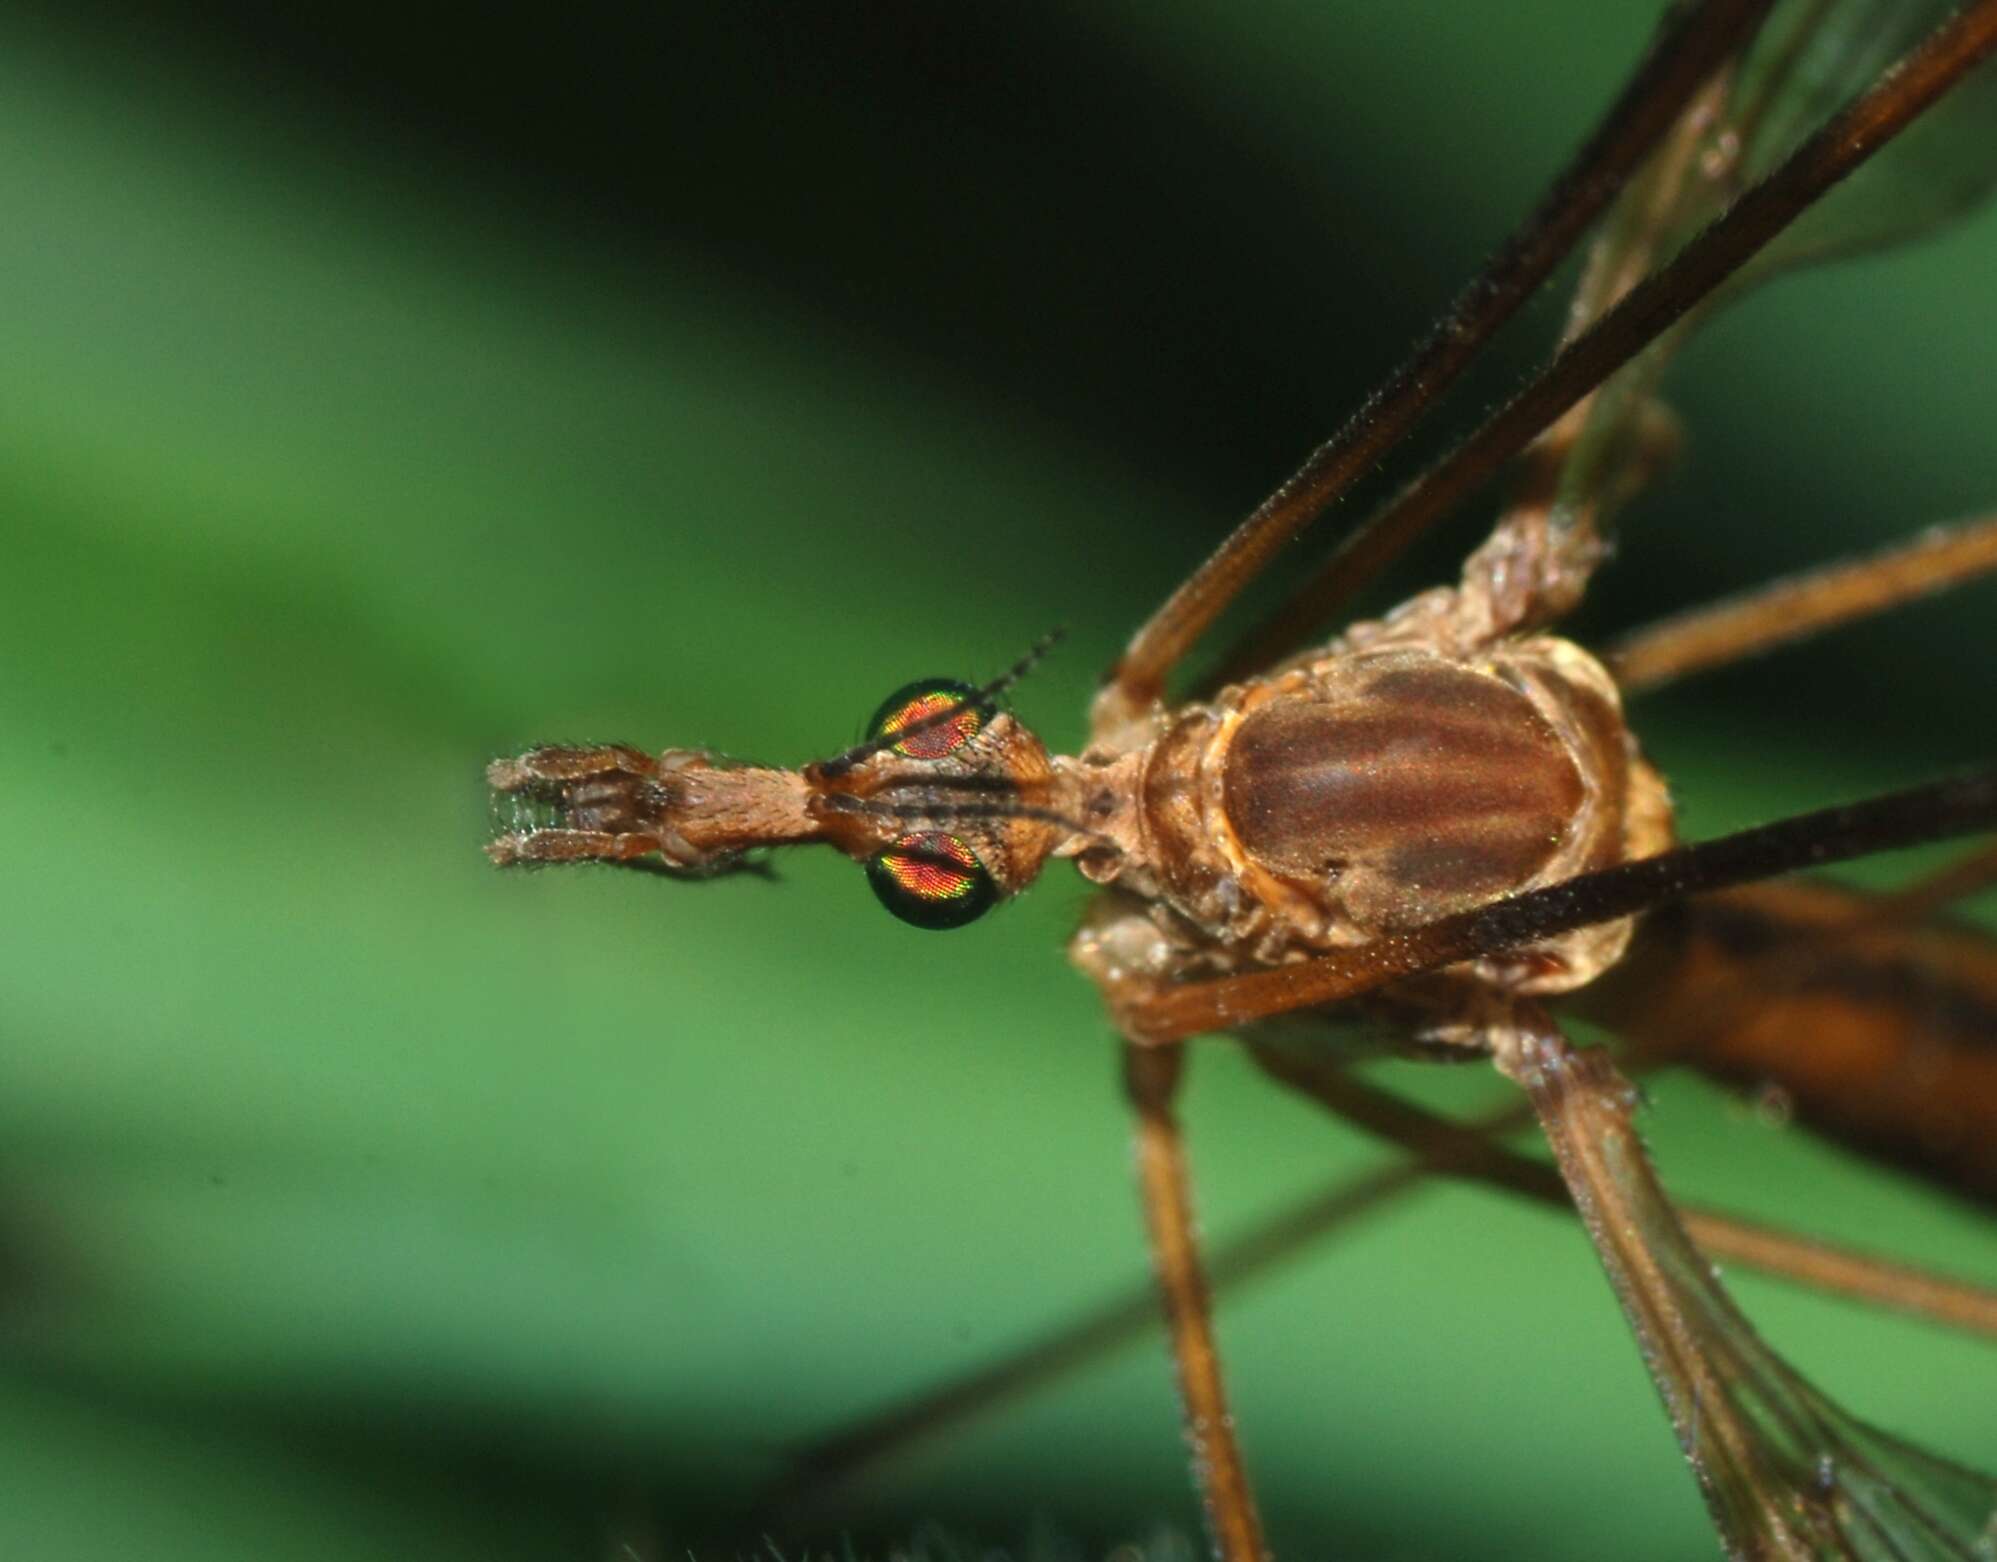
[1504,1022,1997,1561]
[1541,0,1997,550]
[1734,0,1997,278]
[1617,0,1997,296]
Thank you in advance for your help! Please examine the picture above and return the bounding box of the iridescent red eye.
[866,830,998,930]
[866,678,984,760]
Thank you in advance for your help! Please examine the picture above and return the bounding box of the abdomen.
[1580,878,1997,1204]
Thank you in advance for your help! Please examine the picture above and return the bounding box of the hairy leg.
[1216,6,1997,679]
[1609,511,1997,692]
[1123,1042,1268,1562]
[1495,1007,1997,1557]
[1087,0,1775,745]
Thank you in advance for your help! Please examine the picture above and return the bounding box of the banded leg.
[1123,1041,1268,1562]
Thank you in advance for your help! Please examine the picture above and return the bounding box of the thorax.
[1059,628,1671,995]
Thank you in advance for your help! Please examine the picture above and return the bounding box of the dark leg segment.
[1089,0,1777,742]
[1232,4,1997,669]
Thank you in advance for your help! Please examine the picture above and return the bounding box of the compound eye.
[867,831,998,930]
[866,678,984,760]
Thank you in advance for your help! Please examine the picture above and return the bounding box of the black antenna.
[813,628,1066,780]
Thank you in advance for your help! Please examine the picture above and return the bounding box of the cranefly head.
[485,635,1090,930]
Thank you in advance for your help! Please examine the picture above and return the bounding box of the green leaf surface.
[1,4,1993,1559]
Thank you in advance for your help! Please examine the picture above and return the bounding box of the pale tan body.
[1051,508,1673,1035]
[1063,632,1667,991]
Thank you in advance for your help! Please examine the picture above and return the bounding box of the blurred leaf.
[0,4,1992,1560]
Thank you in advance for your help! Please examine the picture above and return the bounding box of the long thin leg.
[1206,65,1716,693]
[1229,4,1997,673]
[1496,1008,1997,1558]
[1087,0,1776,744]
[1123,1042,1267,1562]
[768,842,1997,1511]
[1684,1211,1997,1337]
[767,1121,1491,1518]
[769,1046,1997,1518]
[1876,838,1997,923]
[1114,768,1997,1045]
[1245,1041,1997,1336]
[1608,510,1997,692]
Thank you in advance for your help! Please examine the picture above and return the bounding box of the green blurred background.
[1,2,1993,1557]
